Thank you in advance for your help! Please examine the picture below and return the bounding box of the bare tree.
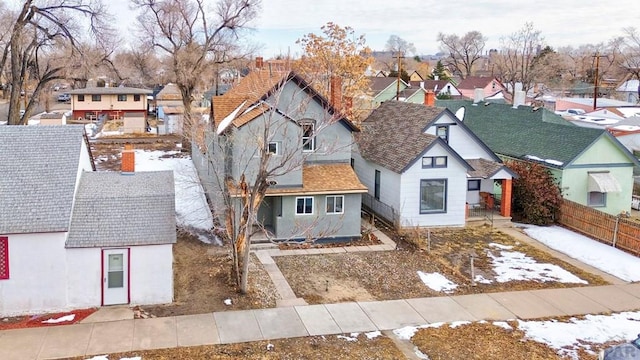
[133,0,261,138]
[437,30,486,79]
[385,35,416,57]
[194,70,359,293]
[618,27,640,80]
[492,22,545,98]
[0,0,111,125]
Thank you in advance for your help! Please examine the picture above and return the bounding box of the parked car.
[57,93,70,102]
[599,334,640,359]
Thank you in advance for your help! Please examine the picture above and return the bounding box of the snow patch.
[521,224,640,282]
[487,247,587,284]
[417,271,458,293]
[224,298,232,306]
[365,330,381,339]
[42,314,75,324]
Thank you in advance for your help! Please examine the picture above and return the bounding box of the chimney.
[121,143,135,174]
[419,81,424,89]
[330,76,342,111]
[255,56,264,70]
[512,91,526,108]
[424,90,435,107]
[473,88,484,104]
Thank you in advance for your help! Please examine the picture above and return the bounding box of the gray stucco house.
[193,67,366,242]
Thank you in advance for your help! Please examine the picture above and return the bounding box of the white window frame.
[268,141,280,155]
[326,195,344,214]
[295,196,314,215]
[301,122,315,152]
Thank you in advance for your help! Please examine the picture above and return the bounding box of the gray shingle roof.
[66,171,176,248]
[467,158,507,178]
[0,125,86,234]
[357,101,444,173]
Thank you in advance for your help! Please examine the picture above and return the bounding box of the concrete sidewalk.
[2,284,640,359]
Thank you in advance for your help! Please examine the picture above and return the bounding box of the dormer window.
[300,120,315,152]
[436,125,449,143]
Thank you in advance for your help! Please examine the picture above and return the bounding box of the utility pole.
[395,51,404,101]
[592,52,606,111]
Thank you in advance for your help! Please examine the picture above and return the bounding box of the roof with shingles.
[438,100,611,168]
[457,76,502,90]
[0,125,86,234]
[467,158,506,178]
[212,69,358,131]
[67,87,152,95]
[230,163,367,196]
[66,171,176,248]
[357,101,449,173]
[367,77,400,92]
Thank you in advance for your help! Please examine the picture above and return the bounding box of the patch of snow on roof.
[525,155,543,161]
[545,159,563,166]
[417,271,458,293]
[612,125,640,132]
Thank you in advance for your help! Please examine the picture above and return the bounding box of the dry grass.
[64,334,406,360]
[275,226,608,304]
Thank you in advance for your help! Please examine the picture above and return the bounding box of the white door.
[103,249,129,305]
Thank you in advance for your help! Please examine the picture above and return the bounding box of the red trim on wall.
[0,237,9,280]
[100,249,104,306]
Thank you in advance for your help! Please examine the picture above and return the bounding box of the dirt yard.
[274,226,608,304]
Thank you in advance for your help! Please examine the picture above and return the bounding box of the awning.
[588,172,622,193]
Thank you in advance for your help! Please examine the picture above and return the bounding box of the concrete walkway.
[2,229,640,360]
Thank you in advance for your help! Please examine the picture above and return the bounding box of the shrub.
[506,160,562,225]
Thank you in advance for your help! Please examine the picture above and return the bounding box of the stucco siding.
[570,136,634,166]
[129,244,174,305]
[561,166,634,215]
[0,233,69,316]
[66,248,101,308]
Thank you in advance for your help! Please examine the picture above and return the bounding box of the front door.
[102,249,129,305]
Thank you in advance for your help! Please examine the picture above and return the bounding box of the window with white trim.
[422,156,447,168]
[296,197,314,215]
[326,195,344,214]
[420,179,447,213]
[301,122,315,152]
[268,141,280,155]
[0,237,8,280]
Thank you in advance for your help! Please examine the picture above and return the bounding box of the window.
[268,141,280,155]
[301,122,315,151]
[468,179,481,191]
[77,95,85,102]
[91,94,101,102]
[436,125,449,142]
[117,94,127,102]
[0,236,8,280]
[422,156,447,168]
[133,94,141,102]
[296,197,314,215]
[374,170,381,200]
[588,192,606,207]
[420,179,447,213]
[326,195,344,214]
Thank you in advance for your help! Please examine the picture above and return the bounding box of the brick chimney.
[255,57,264,70]
[424,90,435,107]
[121,143,135,174]
[330,76,342,111]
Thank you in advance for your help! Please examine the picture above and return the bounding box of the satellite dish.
[455,106,466,121]
[217,100,247,135]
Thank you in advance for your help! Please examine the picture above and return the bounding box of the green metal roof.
[437,100,606,168]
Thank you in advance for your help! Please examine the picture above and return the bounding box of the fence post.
[612,215,620,248]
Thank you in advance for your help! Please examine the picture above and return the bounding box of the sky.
[107,0,640,58]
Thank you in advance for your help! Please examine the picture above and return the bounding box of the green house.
[439,100,640,215]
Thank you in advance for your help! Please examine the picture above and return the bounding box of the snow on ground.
[41,314,75,324]
[486,243,587,284]
[394,312,640,360]
[520,224,640,282]
[417,271,458,293]
[134,150,218,244]
[519,311,640,359]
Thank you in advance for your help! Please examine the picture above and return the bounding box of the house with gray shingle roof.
[439,100,640,216]
[192,65,366,242]
[0,125,175,316]
[353,101,515,228]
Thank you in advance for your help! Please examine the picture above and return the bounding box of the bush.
[507,160,562,225]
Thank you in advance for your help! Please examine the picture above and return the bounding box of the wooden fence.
[557,200,640,256]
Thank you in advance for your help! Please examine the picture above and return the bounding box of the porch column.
[500,179,512,217]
